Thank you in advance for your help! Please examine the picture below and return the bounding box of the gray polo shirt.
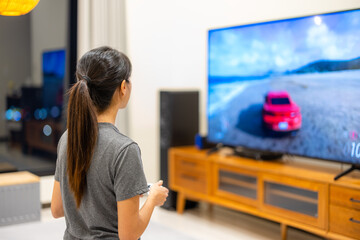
[55,122,148,239]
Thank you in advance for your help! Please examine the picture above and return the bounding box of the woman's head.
[76,46,132,112]
[67,46,132,208]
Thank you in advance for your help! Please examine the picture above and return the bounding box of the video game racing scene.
[208,9,360,163]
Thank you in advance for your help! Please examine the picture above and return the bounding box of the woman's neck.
[97,108,118,124]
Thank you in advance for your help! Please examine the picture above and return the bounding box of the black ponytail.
[66,46,132,208]
[67,80,98,208]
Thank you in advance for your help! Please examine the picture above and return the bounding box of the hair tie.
[82,75,91,84]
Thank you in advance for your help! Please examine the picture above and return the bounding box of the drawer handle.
[350,198,360,203]
[349,218,360,224]
[181,160,197,167]
[181,174,197,181]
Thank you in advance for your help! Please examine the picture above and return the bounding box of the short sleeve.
[54,158,60,181]
[113,143,148,201]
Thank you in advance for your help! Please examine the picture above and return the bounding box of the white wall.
[125,0,360,182]
[30,0,68,86]
[0,15,31,138]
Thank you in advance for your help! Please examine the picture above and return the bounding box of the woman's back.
[51,46,168,239]
[55,122,148,239]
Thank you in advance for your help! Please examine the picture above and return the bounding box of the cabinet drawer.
[174,169,207,194]
[330,185,360,210]
[330,204,360,239]
[175,156,207,173]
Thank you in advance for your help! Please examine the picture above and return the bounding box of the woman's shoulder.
[98,123,138,152]
[55,130,68,162]
[57,130,68,150]
[57,124,139,154]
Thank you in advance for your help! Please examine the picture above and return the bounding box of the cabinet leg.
[281,223,287,240]
[208,203,214,212]
[176,192,185,214]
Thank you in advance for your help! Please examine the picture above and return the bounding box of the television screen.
[208,9,360,164]
[42,49,65,119]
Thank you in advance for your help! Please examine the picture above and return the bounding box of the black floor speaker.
[160,91,199,210]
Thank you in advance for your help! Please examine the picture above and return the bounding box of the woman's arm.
[51,180,64,218]
[117,180,168,240]
[117,195,151,240]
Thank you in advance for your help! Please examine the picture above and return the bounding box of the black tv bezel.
[206,7,360,164]
[207,8,360,34]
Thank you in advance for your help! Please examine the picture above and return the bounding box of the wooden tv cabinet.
[25,119,63,155]
[169,146,360,240]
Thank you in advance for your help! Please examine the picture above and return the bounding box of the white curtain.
[78,0,129,135]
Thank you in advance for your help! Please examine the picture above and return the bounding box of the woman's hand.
[117,180,169,239]
[148,180,169,207]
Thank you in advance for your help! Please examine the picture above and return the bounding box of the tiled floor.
[145,203,323,240]
[41,199,323,240]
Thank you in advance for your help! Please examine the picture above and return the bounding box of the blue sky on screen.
[209,10,360,77]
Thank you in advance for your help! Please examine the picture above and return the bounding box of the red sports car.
[262,91,301,132]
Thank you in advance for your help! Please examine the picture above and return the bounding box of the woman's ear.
[120,80,127,96]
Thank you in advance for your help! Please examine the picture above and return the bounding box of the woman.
[51,46,169,240]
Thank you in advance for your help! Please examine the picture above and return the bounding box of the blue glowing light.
[5,108,22,121]
[50,106,60,118]
[39,108,48,120]
[13,111,21,122]
[5,109,13,120]
[43,124,52,136]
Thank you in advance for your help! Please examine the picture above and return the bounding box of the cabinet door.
[261,174,328,229]
[213,164,258,207]
[170,154,209,195]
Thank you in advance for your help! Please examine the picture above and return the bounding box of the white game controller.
[143,183,152,196]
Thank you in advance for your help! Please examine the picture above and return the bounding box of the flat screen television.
[207,9,360,175]
[42,49,65,119]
